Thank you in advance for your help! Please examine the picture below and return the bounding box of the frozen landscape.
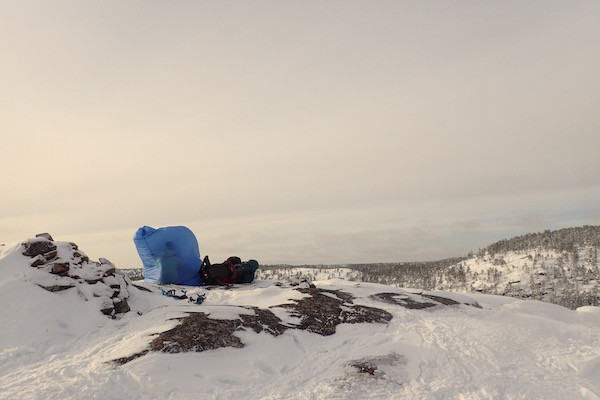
[3,1,599,398]
[1,232,600,399]
[258,226,600,310]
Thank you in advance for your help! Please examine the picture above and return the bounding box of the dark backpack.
[199,256,241,285]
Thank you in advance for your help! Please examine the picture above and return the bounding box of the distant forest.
[482,225,600,255]
[259,226,600,309]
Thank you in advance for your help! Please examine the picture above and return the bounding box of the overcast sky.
[2,1,599,267]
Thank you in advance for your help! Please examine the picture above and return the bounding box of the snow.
[2,241,600,399]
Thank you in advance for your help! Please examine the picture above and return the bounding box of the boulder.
[23,240,57,258]
[35,233,54,241]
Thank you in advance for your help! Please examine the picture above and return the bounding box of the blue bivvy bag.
[133,226,202,286]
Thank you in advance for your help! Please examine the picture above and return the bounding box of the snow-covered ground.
[2,240,600,399]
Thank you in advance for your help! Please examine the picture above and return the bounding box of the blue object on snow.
[133,226,202,286]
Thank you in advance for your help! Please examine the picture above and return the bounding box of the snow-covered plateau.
[1,235,600,400]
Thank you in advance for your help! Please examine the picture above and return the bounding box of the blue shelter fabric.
[133,226,202,286]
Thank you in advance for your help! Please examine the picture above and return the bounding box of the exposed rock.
[112,350,150,366]
[150,312,245,354]
[132,283,152,292]
[277,288,393,336]
[422,293,460,306]
[113,274,130,300]
[148,307,287,357]
[31,255,46,267]
[240,307,288,336]
[370,292,438,310]
[78,256,90,264]
[22,240,56,257]
[370,292,481,309]
[352,361,377,375]
[99,259,116,276]
[120,271,133,287]
[114,287,395,365]
[50,262,70,276]
[43,250,58,261]
[38,283,75,292]
[113,298,131,314]
[36,233,54,241]
[99,296,115,315]
[348,354,407,380]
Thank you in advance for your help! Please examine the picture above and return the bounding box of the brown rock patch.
[114,287,393,365]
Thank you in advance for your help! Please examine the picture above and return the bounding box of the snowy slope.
[2,239,600,399]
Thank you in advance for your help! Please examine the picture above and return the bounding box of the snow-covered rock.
[8,234,133,317]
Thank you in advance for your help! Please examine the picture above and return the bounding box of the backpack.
[199,256,241,285]
[198,256,260,285]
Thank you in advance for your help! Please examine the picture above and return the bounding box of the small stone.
[43,249,58,261]
[120,272,133,286]
[38,283,75,292]
[101,306,114,315]
[99,296,114,315]
[36,233,54,241]
[102,266,117,277]
[50,262,70,276]
[31,255,46,267]
[113,298,131,314]
[352,362,377,375]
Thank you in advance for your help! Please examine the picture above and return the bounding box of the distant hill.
[256,226,600,309]
[482,225,600,255]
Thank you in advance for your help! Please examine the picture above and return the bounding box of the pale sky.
[2,1,599,268]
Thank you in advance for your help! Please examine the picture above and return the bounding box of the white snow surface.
[2,243,600,399]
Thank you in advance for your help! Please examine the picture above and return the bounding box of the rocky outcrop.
[114,287,394,365]
[369,291,481,309]
[279,287,393,336]
[21,234,133,317]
